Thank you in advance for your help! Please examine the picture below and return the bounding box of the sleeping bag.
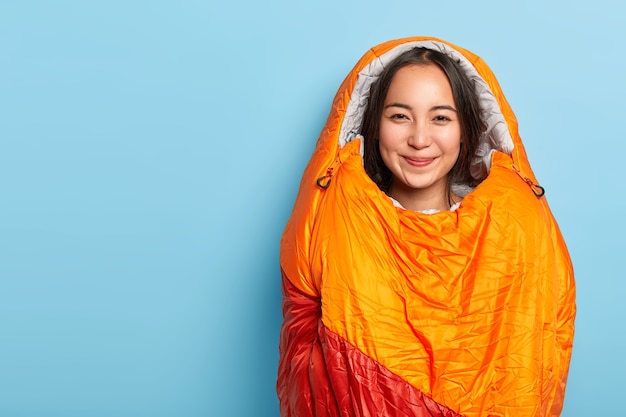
[277,36,576,417]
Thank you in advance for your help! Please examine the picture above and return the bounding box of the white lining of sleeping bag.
[338,40,515,183]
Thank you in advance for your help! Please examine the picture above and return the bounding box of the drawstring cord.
[316,150,342,189]
[512,165,545,197]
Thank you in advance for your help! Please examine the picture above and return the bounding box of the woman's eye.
[390,114,408,120]
[433,115,451,122]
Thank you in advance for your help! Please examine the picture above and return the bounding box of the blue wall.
[1,1,624,415]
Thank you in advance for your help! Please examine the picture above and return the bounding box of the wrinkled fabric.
[278,36,575,417]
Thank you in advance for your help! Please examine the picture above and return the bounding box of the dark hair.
[362,47,484,195]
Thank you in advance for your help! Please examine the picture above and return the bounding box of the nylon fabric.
[278,36,575,417]
[278,274,462,417]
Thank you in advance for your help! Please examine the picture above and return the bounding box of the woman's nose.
[407,123,431,149]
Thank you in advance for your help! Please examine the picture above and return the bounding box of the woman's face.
[378,64,461,207]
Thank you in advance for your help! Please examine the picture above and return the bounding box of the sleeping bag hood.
[278,37,576,417]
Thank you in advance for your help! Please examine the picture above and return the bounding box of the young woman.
[278,37,576,417]
[361,47,483,213]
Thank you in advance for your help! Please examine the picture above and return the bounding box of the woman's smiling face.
[378,63,462,210]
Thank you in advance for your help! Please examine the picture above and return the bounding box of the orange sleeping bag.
[278,37,576,417]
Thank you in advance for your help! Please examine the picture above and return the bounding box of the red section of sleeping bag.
[278,273,462,417]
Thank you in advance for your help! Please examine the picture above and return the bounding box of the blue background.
[1,1,623,415]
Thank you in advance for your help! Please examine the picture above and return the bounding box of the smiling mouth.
[404,156,436,167]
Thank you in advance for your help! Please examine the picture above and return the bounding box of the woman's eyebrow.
[384,103,457,112]
[432,105,457,112]
[384,102,412,110]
